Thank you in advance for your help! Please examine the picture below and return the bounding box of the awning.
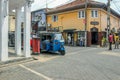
[63,29,76,32]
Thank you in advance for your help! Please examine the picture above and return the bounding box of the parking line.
[19,64,53,80]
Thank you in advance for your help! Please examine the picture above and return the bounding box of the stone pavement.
[0,46,120,80]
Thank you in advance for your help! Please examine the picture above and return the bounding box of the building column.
[23,1,31,57]
[0,0,9,61]
[15,7,22,56]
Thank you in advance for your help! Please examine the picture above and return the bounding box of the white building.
[0,0,34,61]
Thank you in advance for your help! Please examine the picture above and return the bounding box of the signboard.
[31,9,46,31]
[38,27,46,31]
[47,27,59,32]
[83,19,86,24]
[90,21,99,25]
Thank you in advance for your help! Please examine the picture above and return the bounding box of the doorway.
[91,27,98,45]
[91,32,98,44]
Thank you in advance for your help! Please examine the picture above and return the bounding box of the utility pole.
[84,0,88,47]
[46,0,48,32]
[46,0,48,8]
[107,0,111,39]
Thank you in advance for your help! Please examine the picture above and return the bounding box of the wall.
[9,15,15,31]
[47,10,86,31]
[47,8,120,32]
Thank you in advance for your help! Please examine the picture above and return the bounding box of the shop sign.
[47,27,59,32]
[38,27,46,31]
[90,21,99,25]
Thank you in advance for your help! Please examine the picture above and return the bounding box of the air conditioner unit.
[47,24,51,27]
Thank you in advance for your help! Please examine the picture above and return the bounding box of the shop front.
[63,29,86,46]
[87,27,106,47]
[63,29,76,46]
[91,27,98,45]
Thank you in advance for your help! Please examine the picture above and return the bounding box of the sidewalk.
[0,47,35,68]
[0,47,58,67]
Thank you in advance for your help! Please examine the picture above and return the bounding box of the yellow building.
[47,0,120,46]
[9,15,15,32]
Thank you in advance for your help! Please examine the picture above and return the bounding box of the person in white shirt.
[68,34,71,46]
[79,36,84,46]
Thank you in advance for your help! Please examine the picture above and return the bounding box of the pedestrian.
[79,36,83,47]
[101,36,105,47]
[108,33,113,50]
[101,36,107,47]
[68,34,71,46]
[71,38,74,46]
[114,33,119,49]
[104,37,107,47]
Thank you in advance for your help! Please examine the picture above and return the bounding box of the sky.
[31,0,120,13]
[31,0,71,11]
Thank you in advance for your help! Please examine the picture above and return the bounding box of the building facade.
[0,0,33,61]
[47,0,120,46]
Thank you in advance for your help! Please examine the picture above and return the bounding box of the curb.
[0,57,37,68]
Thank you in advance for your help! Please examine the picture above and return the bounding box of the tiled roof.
[47,0,120,18]
[47,0,101,13]
[55,0,92,9]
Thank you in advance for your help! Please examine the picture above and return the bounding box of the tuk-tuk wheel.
[60,50,65,55]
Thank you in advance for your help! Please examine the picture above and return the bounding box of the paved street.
[0,46,120,80]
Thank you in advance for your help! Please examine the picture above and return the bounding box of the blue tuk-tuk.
[39,32,66,55]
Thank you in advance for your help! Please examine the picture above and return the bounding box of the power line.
[38,0,75,9]
[38,0,55,8]
[112,0,119,3]
[112,0,120,13]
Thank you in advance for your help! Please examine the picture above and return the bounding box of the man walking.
[108,33,113,50]
[68,34,71,46]
[79,36,83,47]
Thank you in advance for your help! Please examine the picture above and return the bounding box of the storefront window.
[78,31,85,39]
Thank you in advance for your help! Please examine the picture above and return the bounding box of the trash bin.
[32,37,40,54]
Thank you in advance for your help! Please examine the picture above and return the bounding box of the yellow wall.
[47,10,85,31]
[9,15,15,31]
[47,8,120,32]
[87,9,101,32]
[100,9,119,32]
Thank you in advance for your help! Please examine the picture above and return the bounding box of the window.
[91,10,98,18]
[78,10,85,18]
[52,15,58,22]
[78,31,85,39]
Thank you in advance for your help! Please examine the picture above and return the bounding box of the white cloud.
[31,0,70,11]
